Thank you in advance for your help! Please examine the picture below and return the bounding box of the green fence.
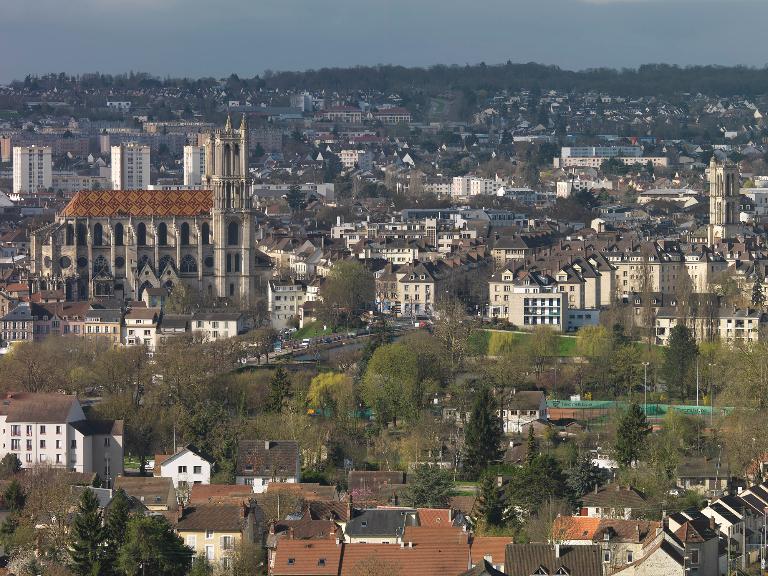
[547,400,731,417]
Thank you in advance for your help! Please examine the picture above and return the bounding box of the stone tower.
[205,114,255,304]
[707,157,739,246]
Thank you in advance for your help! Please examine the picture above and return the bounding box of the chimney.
[594,484,599,494]
[288,526,295,540]
[554,543,561,558]
[265,440,271,450]
[709,516,715,530]
[408,541,413,548]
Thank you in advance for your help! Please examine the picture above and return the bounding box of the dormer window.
[555,569,570,576]
[533,567,549,575]
[287,558,295,565]
[361,521,368,528]
[318,559,326,567]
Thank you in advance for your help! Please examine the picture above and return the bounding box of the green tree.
[361,342,422,425]
[286,184,306,213]
[69,489,105,576]
[753,278,765,310]
[116,515,192,576]
[189,556,213,576]
[507,455,567,516]
[0,453,21,479]
[475,472,511,530]
[566,452,603,499]
[525,426,539,465]
[4,479,25,513]
[463,387,504,479]
[307,372,353,416]
[317,260,374,328]
[662,325,698,401]
[615,402,651,468]
[266,367,292,413]
[403,465,455,508]
[164,282,196,314]
[103,488,130,572]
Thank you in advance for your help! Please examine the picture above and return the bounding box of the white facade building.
[12,146,52,197]
[111,142,150,190]
[0,392,123,484]
[183,145,206,186]
[157,446,212,488]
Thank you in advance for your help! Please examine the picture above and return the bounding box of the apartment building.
[111,142,150,190]
[267,278,307,330]
[655,308,766,346]
[191,311,245,342]
[488,268,568,331]
[12,146,52,197]
[340,149,373,171]
[183,145,206,186]
[123,307,160,351]
[0,392,123,482]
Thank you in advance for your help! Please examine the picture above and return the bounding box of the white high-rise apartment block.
[111,142,150,190]
[12,146,52,197]
[183,145,206,186]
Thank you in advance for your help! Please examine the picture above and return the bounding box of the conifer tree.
[615,402,651,467]
[103,488,130,574]
[70,489,105,576]
[267,366,292,413]
[753,278,765,310]
[475,472,510,529]
[463,387,504,480]
[525,426,539,465]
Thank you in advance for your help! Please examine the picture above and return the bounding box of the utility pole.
[642,362,650,417]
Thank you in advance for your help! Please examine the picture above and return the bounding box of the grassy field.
[290,321,334,340]
[469,329,580,357]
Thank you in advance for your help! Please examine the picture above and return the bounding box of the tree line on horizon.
[14,62,768,96]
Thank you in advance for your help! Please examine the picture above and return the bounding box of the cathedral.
[30,116,271,304]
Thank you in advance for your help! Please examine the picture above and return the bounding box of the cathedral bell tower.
[205,114,255,304]
[707,157,739,246]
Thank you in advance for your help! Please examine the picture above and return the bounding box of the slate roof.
[0,392,77,423]
[348,470,405,493]
[70,419,124,436]
[504,543,602,576]
[61,189,213,218]
[506,391,545,411]
[345,508,417,538]
[176,503,245,532]
[189,484,253,505]
[113,476,176,510]
[236,440,299,477]
[580,485,647,509]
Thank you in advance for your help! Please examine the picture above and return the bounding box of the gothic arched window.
[158,255,175,274]
[157,222,168,246]
[180,222,190,246]
[201,222,210,245]
[93,223,103,246]
[227,221,239,246]
[137,223,147,246]
[93,255,110,276]
[180,255,198,274]
[114,223,124,246]
[76,223,87,245]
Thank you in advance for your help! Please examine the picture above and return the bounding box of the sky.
[2,0,768,83]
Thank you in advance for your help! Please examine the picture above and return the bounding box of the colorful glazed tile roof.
[60,190,213,218]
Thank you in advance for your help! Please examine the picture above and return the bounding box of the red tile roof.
[551,516,601,541]
[189,484,253,505]
[402,526,468,546]
[417,508,451,527]
[339,543,470,576]
[470,536,514,567]
[60,189,213,217]
[272,539,342,576]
